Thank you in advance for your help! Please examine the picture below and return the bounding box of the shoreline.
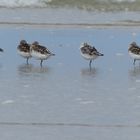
[1,22,140,29]
[0,7,140,28]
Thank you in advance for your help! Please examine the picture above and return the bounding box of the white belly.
[81,53,98,60]
[17,50,31,58]
[31,50,50,60]
[129,51,140,60]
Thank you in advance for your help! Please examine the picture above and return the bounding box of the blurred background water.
[0,0,139,11]
[0,0,140,26]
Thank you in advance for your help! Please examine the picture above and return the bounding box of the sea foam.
[0,0,137,8]
[0,0,51,8]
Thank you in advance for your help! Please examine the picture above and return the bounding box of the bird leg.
[40,60,43,67]
[26,58,29,65]
[89,60,92,69]
[133,59,136,65]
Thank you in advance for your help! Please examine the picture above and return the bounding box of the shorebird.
[80,42,104,68]
[128,42,140,65]
[17,40,31,64]
[0,48,3,52]
[30,41,55,67]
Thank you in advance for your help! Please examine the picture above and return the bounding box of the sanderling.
[30,41,55,67]
[128,42,140,65]
[80,42,104,68]
[0,48,3,52]
[17,40,31,64]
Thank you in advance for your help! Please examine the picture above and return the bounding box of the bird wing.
[131,46,140,55]
[81,44,98,55]
[37,45,52,55]
[18,44,30,52]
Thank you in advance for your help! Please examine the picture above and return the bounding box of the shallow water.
[0,27,140,139]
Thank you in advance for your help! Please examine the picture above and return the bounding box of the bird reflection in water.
[129,65,140,78]
[80,67,98,77]
[18,64,50,76]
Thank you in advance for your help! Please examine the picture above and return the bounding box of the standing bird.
[30,41,55,67]
[128,42,140,65]
[0,48,3,52]
[17,40,31,64]
[80,43,104,68]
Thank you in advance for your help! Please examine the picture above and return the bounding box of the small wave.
[0,0,139,11]
[105,0,136,2]
[0,0,51,8]
[49,0,140,11]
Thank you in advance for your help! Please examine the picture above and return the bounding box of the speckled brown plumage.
[81,43,103,56]
[128,42,140,55]
[128,42,140,65]
[81,43,98,55]
[17,40,30,53]
[31,43,52,55]
[31,41,55,67]
[17,40,31,64]
[80,43,103,68]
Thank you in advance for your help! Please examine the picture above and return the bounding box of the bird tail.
[97,52,104,56]
[51,53,55,56]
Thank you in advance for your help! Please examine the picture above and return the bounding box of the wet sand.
[0,26,140,139]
